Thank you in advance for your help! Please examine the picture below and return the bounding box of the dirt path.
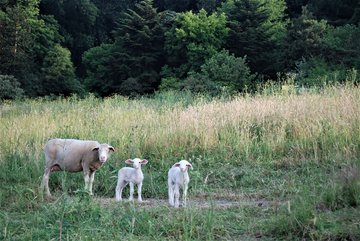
[96,195,285,209]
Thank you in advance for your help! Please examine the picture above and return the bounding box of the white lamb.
[168,160,193,208]
[115,158,148,202]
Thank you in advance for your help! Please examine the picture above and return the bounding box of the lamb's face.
[125,158,148,169]
[93,144,115,163]
[175,160,193,172]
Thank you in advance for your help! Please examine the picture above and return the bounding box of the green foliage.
[198,49,254,92]
[182,49,254,94]
[0,0,42,93]
[0,75,24,100]
[222,0,279,76]
[321,165,360,211]
[259,0,289,41]
[40,0,99,68]
[158,77,182,91]
[41,44,84,96]
[112,0,166,95]
[295,58,359,87]
[83,0,166,96]
[82,43,116,96]
[284,7,329,69]
[323,24,360,70]
[164,9,228,79]
[308,0,360,25]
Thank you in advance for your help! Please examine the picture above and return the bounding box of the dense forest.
[1,0,359,99]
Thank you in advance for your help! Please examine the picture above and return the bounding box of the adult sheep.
[41,138,115,198]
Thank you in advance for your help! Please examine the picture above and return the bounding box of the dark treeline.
[1,0,359,99]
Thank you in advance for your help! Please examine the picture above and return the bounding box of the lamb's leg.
[88,171,95,195]
[41,167,51,198]
[115,179,128,201]
[174,184,180,208]
[137,182,143,202]
[129,182,134,201]
[182,184,188,207]
[168,179,174,206]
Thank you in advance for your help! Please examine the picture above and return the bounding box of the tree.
[40,0,99,73]
[154,0,197,12]
[323,24,360,69]
[41,45,83,96]
[221,0,278,77]
[284,7,329,70]
[92,0,141,44]
[259,0,288,41]
[0,0,69,96]
[308,0,360,25]
[164,9,228,79]
[83,0,167,96]
[82,44,117,96]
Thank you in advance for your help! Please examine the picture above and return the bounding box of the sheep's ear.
[125,159,133,164]
[92,146,99,151]
[141,159,148,165]
[187,163,193,170]
[109,146,115,152]
[173,163,180,167]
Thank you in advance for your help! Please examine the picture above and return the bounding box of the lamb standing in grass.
[115,158,148,202]
[168,160,193,208]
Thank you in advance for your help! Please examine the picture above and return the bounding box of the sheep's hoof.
[44,195,53,201]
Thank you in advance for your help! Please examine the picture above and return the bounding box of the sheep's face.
[174,160,193,172]
[93,144,115,163]
[125,158,148,169]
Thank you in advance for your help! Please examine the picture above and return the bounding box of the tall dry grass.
[1,86,359,166]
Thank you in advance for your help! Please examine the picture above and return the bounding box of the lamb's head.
[125,158,148,169]
[92,144,115,163]
[173,160,193,173]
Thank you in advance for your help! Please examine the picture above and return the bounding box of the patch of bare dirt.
[95,195,285,209]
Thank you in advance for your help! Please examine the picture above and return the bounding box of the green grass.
[0,86,360,240]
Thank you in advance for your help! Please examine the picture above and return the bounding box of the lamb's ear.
[92,146,99,151]
[172,162,180,168]
[186,163,193,170]
[125,159,133,164]
[141,159,148,165]
[109,146,115,152]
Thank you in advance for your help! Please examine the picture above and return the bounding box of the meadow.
[0,84,359,240]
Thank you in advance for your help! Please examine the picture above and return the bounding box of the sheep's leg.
[83,170,91,193]
[168,180,174,207]
[115,180,128,201]
[41,167,51,198]
[88,171,95,195]
[174,184,180,208]
[137,182,143,202]
[182,184,188,207]
[129,182,134,201]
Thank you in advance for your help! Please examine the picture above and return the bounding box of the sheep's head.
[92,144,115,163]
[125,158,148,169]
[173,160,193,172]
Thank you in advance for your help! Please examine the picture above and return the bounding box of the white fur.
[168,160,193,208]
[41,138,115,198]
[115,158,148,202]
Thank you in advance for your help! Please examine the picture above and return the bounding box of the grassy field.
[0,85,359,240]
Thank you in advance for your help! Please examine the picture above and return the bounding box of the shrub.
[183,50,254,95]
[0,75,24,100]
[295,58,352,86]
